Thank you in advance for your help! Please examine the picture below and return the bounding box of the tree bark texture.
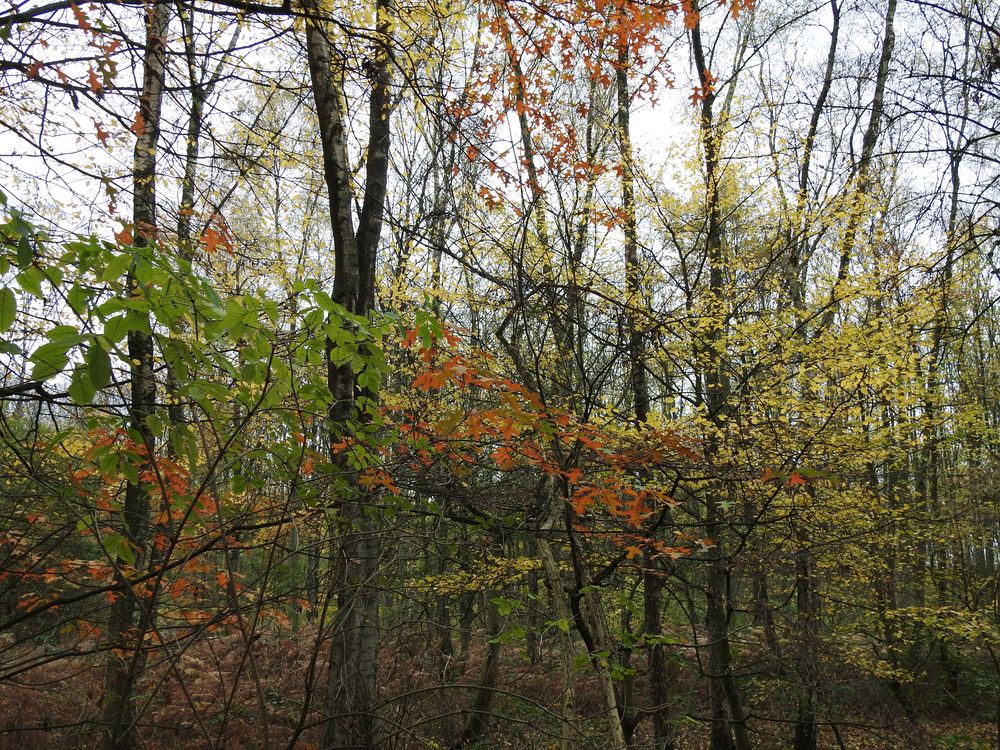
[303,1,394,747]
[101,3,169,748]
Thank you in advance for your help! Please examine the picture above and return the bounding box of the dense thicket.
[0,0,998,748]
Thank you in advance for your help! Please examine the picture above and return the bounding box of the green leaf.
[120,458,139,485]
[85,341,112,388]
[102,251,133,283]
[45,325,81,343]
[16,235,33,267]
[102,532,135,566]
[16,266,45,298]
[104,315,128,344]
[145,412,163,437]
[68,367,96,404]
[30,339,73,380]
[0,288,14,332]
[67,283,88,315]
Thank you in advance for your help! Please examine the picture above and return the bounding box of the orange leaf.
[87,67,102,93]
[114,224,132,245]
[623,496,645,527]
[201,217,233,254]
[492,446,515,469]
[94,120,110,146]
[70,2,92,31]
[786,472,808,488]
[131,110,145,138]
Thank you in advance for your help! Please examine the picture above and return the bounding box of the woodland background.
[0,0,998,748]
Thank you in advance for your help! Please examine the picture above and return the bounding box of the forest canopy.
[0,0,998,748]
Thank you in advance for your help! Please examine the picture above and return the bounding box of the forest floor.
[0,627,996,749]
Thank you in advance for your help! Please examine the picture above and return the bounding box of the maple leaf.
[786,472,808,488]
[202,225,232,255]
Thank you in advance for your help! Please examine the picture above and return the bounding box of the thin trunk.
[786,0,839,310]
[525,537,541,666]
[452,589,503,748]
[537,514,578,750]
[690,5,751,748]
[784,7,839,746]
[102,3,169,748]
[820,0,897,330]
[433,512,454,677]
[618,41,671,750]
[792,546,819,750]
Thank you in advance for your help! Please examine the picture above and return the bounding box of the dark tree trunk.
[452,591,503,749]
[303,0,394,747]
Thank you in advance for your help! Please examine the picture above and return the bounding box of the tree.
[1,0,999,747]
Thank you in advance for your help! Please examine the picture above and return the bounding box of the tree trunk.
[793,547,819,750]
[537,531,578,750]
[102,3,169,748]
[690,4,751,748]
[303,0,394,746]
[453,590,503,748]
